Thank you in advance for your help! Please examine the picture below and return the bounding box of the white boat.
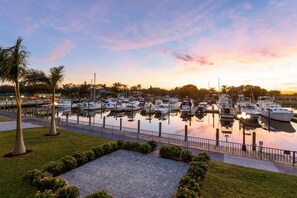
[57,100,72,108]
[180,97,194,114]
[154,103,169,115]
[79,102,102,110]
[124,101,141,111]
[198,102,208,111]
[217,94,235,119]
[256,96,294,122]
[235,94,259,118]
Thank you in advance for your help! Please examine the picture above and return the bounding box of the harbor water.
[58,108,297,151]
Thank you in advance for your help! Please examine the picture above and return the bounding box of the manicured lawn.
[201,160,297,198]
[0,117,11,122]
[0,127,112,198]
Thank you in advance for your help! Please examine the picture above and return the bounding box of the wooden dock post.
[185,125,188,141]
[120,118,122,130]
[103,116,106,128]
[252,132,256,151]
[137,120,140,133]
[159,122,162,137]
[216,128,219,146]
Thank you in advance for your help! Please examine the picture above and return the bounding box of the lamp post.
[237,112,251,151]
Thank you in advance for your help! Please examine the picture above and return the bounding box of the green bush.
[181,150,194,162]
[33,176,67,192]
[122,141,141,150]
[110,142,120,151]
[193,152,210,163]
[187,164,206,184]
[147,140,157,150]
[43,161,64,176]
[85,190,114,198]
[85,150,96,161]
[179,176,200,194]
[116,140,124,148]
[102,143,114,154]
[24,169,46,185]
[139,143,152,154]
[62,156,78,171]
[72,152,88,166]
[159,145,182,159]
[56,185,79,198]
[92,146,104,157]
[35,190,56,198]
[190,161,208,172]
[174,187,198,198]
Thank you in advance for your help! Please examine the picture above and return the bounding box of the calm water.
[58,109,297,151]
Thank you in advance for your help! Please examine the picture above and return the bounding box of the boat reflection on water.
[220,118,234,134]
[195,113,206,122]
[107,111,125,118]
[125,111,138,122]
[258,116,296,133]
[154,113,168,121]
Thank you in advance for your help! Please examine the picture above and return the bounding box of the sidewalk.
[1,115,297,176]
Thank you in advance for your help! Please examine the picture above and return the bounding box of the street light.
[237,112,251,151]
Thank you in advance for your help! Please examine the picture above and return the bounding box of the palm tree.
[0,37,28,155]
[26,66,65,135]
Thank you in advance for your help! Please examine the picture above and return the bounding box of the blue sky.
[1,0,297,92]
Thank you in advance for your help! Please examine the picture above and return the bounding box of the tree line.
[0,82,285,101]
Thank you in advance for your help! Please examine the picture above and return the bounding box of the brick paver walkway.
[61,150,188,198]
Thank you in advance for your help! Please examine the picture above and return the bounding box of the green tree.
[26,66,65,135]
[0,37,28,155]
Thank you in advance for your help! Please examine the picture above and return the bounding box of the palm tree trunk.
[49,87,57,135]
[11,81,26,155]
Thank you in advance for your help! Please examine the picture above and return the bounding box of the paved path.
[0,121,42,132]
[61,150,188,198]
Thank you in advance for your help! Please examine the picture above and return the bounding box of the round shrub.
[159,145,182,159]
[33,175,67,191]
[190,161,209,172]
[85,190,114,198]
[187,165,206,184]
[122,141,141,150]
[92,146,104,158]
[139,143,152,154]
[72,152,88,166]
[198,152,210,161]
[62,156,78,171]
[192,155,209,164]
[24,169,45,185]
[175,187,198,198]
[147,140,157,150]
[56,185,79,198]
[35,189,56,198]
[85,150,96,161]
[43,161,64,176]
[110,142,120,151]
[181,150,194,162]
[116,140,124,148]
[102,143,114,154]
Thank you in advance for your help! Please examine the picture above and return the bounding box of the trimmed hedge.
[158,146,211,198]
[159,145,182,159]
[25,140,157,197]
[85,190,114,198]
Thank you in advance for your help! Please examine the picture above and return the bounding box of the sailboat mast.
[90,79,93,99]
[94,73,96,102]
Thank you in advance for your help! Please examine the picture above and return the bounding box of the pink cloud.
[34,40,74,63]
[173,52,214,65]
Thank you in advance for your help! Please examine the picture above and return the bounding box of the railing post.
[259,141,263,160]
[89,116,91,126]
[66,113,68,123]
[120,118,122,130]
[252,132,256,151]
[216,128,219,146]
[184,125,188,141]
[77,112,80,124]
[137,120,140,133]
[293,151,296,167]
[103,116,106,128]
[159,122,162,137]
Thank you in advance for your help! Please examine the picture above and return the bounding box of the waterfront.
[57,108,297,151]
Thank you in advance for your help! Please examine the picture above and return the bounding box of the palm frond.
[26,68,50,85]
[49,65,65,87]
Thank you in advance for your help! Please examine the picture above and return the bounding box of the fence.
[1,109,296,166]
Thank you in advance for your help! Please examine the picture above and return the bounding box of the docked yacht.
[79,102,102,111]
[217,94,235,119]
[180,97,194,114]
[198,102,208,111]
[57,100,72,108]
[124,101,141,111]
[256,96,294,122]
[154,103,169,115]
[235,94,259,119]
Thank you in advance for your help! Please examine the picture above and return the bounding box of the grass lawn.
[0,117,11,122]
[201,160,297,198]
[0,127,112,198]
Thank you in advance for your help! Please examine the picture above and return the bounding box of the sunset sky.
[1,0,297,92]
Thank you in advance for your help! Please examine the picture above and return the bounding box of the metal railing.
[1,109,296,166]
